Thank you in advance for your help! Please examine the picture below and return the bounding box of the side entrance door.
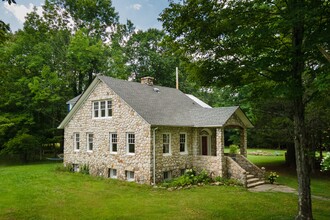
[202,136,208,155]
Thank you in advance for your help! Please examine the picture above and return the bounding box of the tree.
[48,0,120,41]
[160,0,330,219]
[66,29,108,95]
[125,28,180,87]
[0,0,16,43]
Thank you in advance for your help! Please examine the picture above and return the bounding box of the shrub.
[268,172,279,184]
[80,164,90,175]
[214,176,242,186]
[160,169,211,188]
[229,145,239,155]
[321,152,330,172]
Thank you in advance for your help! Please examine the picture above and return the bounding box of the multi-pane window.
[73,164,80,172]
[180,133,187,153]
[163,171,171,180]
[127,133,135,154]
[87,133,94,151]
[180,169,186,176]
[108,168,117,179]
[107,101,112,117]
[93,100,112,118]
[126,171,134,181]
[74,133,80,151]
[110,133,118,153]
[163,133,171,154]
[100,101,106,117]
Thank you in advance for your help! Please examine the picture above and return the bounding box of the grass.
[0,152,329,219]
[246,148,330,199]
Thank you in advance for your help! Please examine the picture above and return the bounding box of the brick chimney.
[141,77,154,86]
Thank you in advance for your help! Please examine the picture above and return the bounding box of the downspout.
[152,127,158,185]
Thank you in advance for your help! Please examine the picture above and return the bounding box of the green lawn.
[246,148,330,199]
[0,155,329,219]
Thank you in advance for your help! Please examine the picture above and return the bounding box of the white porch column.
[216,127,225,176]
[240,127,247,157]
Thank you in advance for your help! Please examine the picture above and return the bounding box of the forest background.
[1,1,330,219]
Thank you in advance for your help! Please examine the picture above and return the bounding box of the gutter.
[152,127,158,185]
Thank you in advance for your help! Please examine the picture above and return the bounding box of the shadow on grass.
[0,157,62,167]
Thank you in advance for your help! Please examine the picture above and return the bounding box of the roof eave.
[57,77,101,129]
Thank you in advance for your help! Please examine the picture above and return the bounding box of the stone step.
[246,174,254,179]
[247,178,260,183]
[247,180,265,188]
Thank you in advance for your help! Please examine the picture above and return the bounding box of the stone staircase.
[226,154,266,188]
[246,172,265,188]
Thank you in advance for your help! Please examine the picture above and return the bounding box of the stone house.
[58,75,264,187]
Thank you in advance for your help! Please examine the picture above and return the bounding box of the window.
[93,100,112,118]
[93,102,99,117]
[100,101,106,117]
[74,133,80,151]
[180,133,187,153]
[126,171,134,181]
[180,169,186,176]
[163,133,171,154]
[87,133,94,151]
[127,133,135,154]
[110,133,118,153]
[163,171,171,180]
[73,164,79,172]
[108,168,117,179]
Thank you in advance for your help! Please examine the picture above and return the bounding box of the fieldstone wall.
[226,156,247,186]
[153,126,194,183]
[63,80,152,184]
[192,156,222,178]
[235,154,265,179]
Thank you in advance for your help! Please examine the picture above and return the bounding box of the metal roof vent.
[153,88,160,93]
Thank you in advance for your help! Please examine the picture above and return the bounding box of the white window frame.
[179,133,188,154]
[108,168,117,179]
[162,133,171,155]
[163,171,172,180]
[87,133,94,152]
[73,133,80,151]
[126,171,135,181]
[93,100,112,118]
[126,133,135,155]
[109,132,118,154]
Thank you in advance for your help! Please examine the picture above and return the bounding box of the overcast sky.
[0,0,174,32]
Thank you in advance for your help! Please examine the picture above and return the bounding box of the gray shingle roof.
[99,76,253,128]
[100,76,202,126]
[190,107,239,127]
[66,94,81,105]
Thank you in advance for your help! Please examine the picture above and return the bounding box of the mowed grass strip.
[0,162,329,219]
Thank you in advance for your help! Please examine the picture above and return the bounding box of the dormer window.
[93,100,112,118]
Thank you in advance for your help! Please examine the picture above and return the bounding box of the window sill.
[180,152,188,155]
[163,153,172,156]
[87,150,93,153]
[74,150,80,152]
[92,116,113,120]
[110,152,118,155]
[127,153,135,156]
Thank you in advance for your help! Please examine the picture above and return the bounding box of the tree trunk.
[293,99,312,220]
[291,0,313,218]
